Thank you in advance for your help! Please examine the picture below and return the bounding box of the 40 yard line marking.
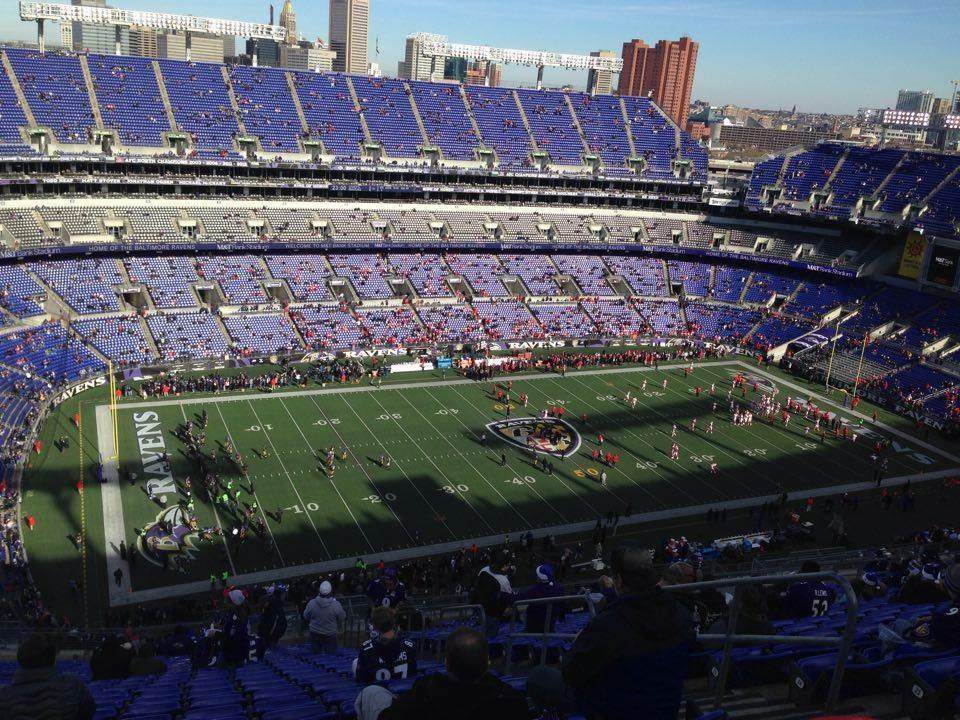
[395,390,534,530]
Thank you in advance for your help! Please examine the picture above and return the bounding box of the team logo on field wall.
[136,505,200,568]
[486,417,581,458]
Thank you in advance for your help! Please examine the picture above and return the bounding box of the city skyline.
[2,0,958,114]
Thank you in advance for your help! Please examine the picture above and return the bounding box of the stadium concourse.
[0,45,960,720]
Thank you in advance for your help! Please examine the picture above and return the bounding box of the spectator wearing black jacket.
[562,546,695,720]
[0,634,95,720]
[357,626,528,720]
[470,553,516,638]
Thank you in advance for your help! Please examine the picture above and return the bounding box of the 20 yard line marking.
[277,397,376,554]
[334,394,457,542]
[303,395,414,545]
[245,400,332,559]
[366,392,496,535]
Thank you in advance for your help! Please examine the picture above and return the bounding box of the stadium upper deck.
[0,47,707,181]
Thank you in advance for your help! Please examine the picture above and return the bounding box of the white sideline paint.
[95,360,960,606]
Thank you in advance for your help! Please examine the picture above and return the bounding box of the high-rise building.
[329,0,369,74]
[618,36,698,128]
[280,0,297,45]
[158,32,224,64]
[129,26,158,58]
[896,89,935,114]
[247,38,280,67]
[72,0,129,55]
[587,50,615,95]
[59,21,73,50]
[281,41,337,72]
[398,34,444,82]
[464,60,499,87]
[444,57,467,83]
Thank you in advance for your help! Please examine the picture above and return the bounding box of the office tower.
[329,0,369,74]
[587,50,615,95]
[896,89,935,114]
[398,34,444,82]
[280,0,297,45]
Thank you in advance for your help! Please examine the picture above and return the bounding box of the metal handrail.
[660,571,858,711]
[504,593,598,670]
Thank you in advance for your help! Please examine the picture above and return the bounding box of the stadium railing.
[500,572,858,712]
[504,593,598,669]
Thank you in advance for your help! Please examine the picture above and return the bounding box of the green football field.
[20,358,960,619]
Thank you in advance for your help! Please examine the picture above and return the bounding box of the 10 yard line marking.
[245,400,333,559]
[278,397,376,554]
[178,403,238,577]
[213,403,286,568]
[304,395,414,545]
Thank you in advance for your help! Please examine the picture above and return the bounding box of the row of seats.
[0,47,707,177]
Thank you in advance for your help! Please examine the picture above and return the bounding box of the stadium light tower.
[18,1,285,60]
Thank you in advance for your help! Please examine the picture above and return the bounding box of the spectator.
[220,588,251,666]
[775,560,836,618]
[898,561,949,605]
[886,562,960,651]
[0,633,95,720]
[128,639,167,677]
[303,579,346,654]
[470,552,515,638]
[257,584,288,648]
[515,564,565,634]
[354,606,417,683]
[90,635,133,680]
[357,626,528,720]
[706,586,775,643]
[562,546,695,720]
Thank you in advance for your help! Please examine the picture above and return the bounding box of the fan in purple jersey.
[367,567,407,609]
[354,606,418,684]
[777,561,837,619]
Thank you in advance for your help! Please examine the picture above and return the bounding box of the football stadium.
[0,1,960,719]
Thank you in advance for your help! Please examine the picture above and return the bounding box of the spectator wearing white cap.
[303,579,346,654]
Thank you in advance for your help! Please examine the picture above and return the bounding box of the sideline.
[96,404,131,605]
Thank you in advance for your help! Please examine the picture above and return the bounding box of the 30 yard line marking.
[366,391,497,535]
[423,386,570,525]
[278,397,376,553]
[245,400,332,559]
[395,390,534,530]
[335,394,457,541]
[178,403,238,577]
[212,403,285,568]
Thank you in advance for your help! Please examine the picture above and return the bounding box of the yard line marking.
[245,399,332,559]
[367,391,497,535]
[212,403,285,567]
[178,403,238,577]
[335,393,457,541]
[688,365,879,483]
[112,360,743,410]
[107,465,960,607]
[395,390,534,530]
[424,386,570,525]
[522,377,684,504]
[277,397,376,554]
[451,383,606,517]
[304,395,414,544]
[563,373,757,497]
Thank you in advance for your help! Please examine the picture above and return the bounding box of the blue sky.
[4,0,958,113]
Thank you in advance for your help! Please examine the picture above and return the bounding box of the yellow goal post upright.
[108,361,119,462]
